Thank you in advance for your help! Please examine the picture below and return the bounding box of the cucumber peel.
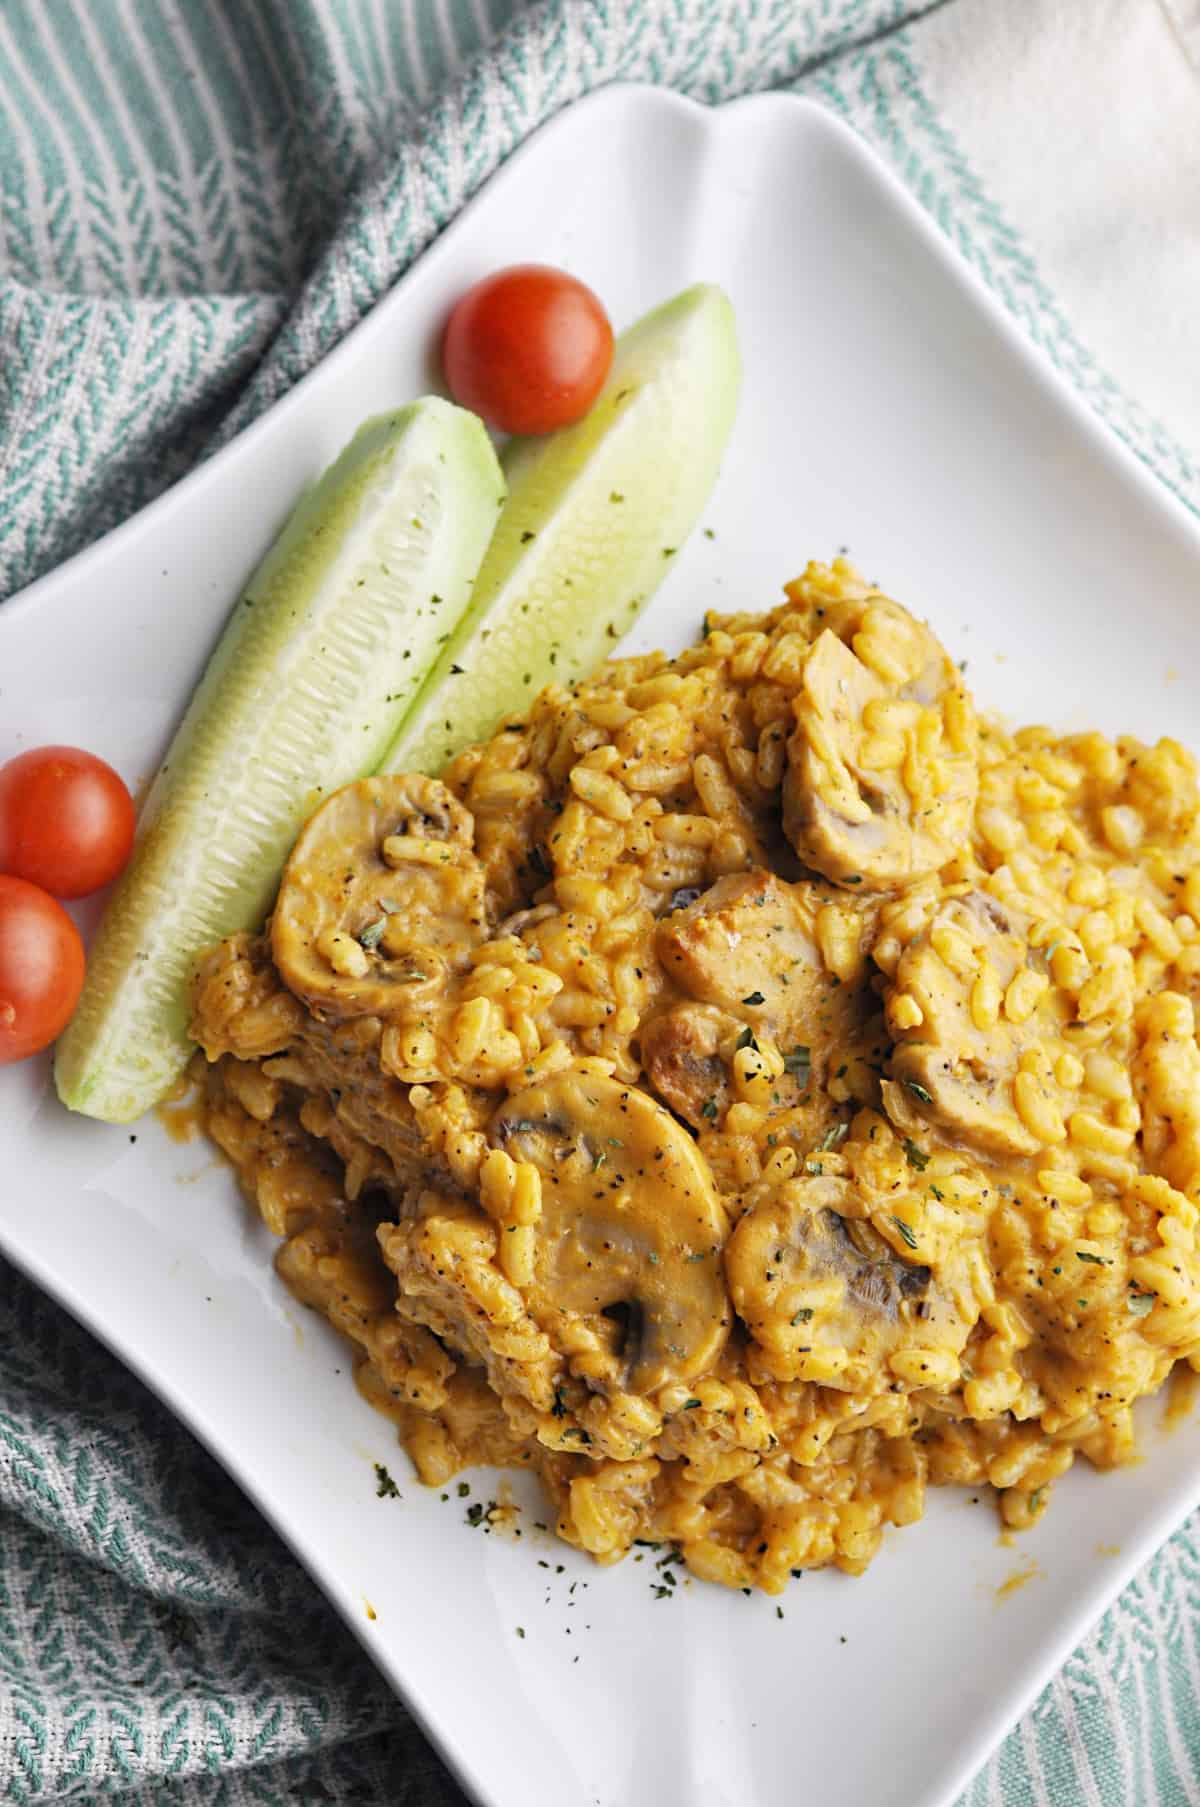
[380,283,740,775]
[55,398,503,1122]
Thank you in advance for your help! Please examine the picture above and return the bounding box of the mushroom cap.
[725,1174,949,1390]
[492,1067,731,1396]
[639,1000,735,1131]
[271,774,486,1020]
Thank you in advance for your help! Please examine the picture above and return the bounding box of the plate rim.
[4,79,1200,1807]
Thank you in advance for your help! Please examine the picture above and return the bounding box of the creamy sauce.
[187,557,1200,1596]
[156,1072,204,1143]
[1163,1364,1199,1431]
[995,1560,1040,1601]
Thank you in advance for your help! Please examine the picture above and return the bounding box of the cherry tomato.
[442,264,614,436]
[0,875,86,1063]
[0,745,135,899]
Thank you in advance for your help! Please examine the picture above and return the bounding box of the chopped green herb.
[791,1307,814,1326]
[1076,1250,1108,1265]
[358,916,387,952]
[929,1184,945,1202]
[804,1158,824,1176]
[515,1626,525,1639]
[891,1216,919,1251]
[905,1079,934,1105]
[374,1463,399,1499]
[742,990,766,1007]
[903,1138,930,1172]
[818,1122,849,1152]
[702,1096,719,1121]
[592,1151,607,1173]
[457,1481,470,1498]
[736,1026,760,1053]
[683,1398,702,1410]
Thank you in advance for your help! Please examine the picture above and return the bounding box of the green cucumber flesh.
[55,397,503,1122]
[379,283,740,776]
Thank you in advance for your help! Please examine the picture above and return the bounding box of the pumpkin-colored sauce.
[188,558,1200,1595]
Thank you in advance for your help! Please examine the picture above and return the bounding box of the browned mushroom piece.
[639,1001,737,1130]
[491,1067,731,1397]
[782,595,978,892]
[271,774,487,1020]
[653,869,875,1092]
[656,870,823,1020]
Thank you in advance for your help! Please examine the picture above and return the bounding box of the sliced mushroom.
[726,1175,944,1390]
[491,1068,730,1396]
[886,891,1059,1159]
[639,1001,736,1130]
[271,774,487,1020]
[782,596,978,891]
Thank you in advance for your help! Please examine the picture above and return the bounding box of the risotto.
[189,557,1200,1595]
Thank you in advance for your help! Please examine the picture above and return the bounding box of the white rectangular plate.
[4,85,1200,1807]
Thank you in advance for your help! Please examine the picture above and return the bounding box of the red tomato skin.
[442,264,614,436]
[0,875,86,1063]
[0,745,136,899]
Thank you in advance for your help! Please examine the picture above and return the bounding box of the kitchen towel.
[2,1,1199,1801]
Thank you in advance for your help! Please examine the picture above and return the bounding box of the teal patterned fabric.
[2,2,1198,1802]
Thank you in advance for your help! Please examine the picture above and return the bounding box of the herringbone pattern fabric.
[3,2,1200,1802]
